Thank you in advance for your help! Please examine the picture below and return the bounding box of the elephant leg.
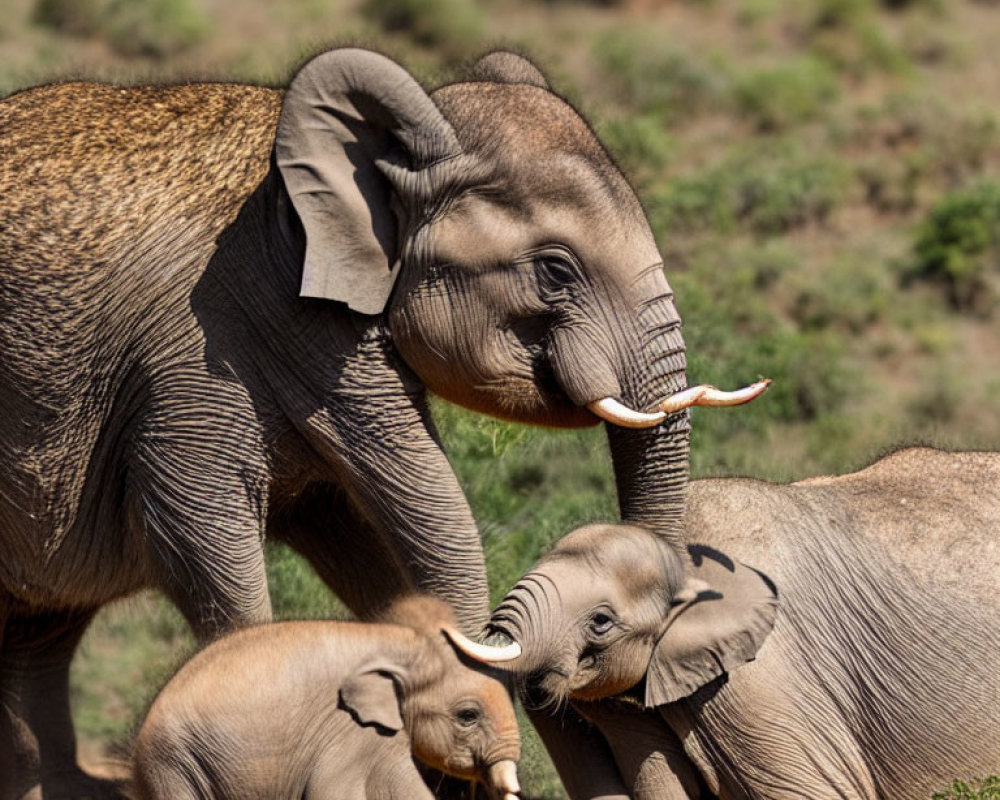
[149,524,271,641]
[130,397,273,640]
[575,700,704,800]
[273,483,417,620]
[526,705,631,800]
[0,607,126,800]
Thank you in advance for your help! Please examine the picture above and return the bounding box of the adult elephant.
[0,48,763,799]
[456,447,1000,799]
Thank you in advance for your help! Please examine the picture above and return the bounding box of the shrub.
[734,56,839,131]
[592,29,731,121]
[788,253,892,333]
[676,244,855,428]
[33,0,104,36]
[908,180,1000,311]
[32,0,210,58]
[597,113,675,191]
[653,143,848,236]
[361,0,484,58]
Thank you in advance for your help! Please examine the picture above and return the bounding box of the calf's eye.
[456,707,481,727]
[590,612,615,635]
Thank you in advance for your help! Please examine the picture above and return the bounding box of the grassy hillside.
[3,0,999,796]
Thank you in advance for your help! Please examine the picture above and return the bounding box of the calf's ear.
[340,668,405,732]
[645,545,778,708]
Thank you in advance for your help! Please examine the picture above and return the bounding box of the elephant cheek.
[569,642,652,701]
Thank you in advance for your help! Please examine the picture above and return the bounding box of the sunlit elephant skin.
[133,597,520,800]
[0,48,767,798]
[473,447,1000,800]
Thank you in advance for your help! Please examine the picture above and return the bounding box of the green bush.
[33,0,104,36]
[361,0,484,58]
[597,113,675,191]
[32,0,210,58]
[909,180,1000,311]
[592,29,731,121]
[653,143,848,236]
[788,253,892,333]
[734,56,839,131]
[932,776,1000,800]
[675,243,855,429]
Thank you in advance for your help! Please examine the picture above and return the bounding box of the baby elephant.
[133,596,521,800]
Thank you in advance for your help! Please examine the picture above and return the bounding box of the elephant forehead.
[434,84,652,232]
[545,525,681,596]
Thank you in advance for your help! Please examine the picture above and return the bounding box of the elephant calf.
[132,596,521,800]
[459,447,1000,800]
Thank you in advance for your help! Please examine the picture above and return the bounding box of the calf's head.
[449,524,777,709]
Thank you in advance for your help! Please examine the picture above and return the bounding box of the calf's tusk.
[440,625,522,663]
[588,380,772,429]
[487,760,521,798]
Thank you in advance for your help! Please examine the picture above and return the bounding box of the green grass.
[933,777,1000,800]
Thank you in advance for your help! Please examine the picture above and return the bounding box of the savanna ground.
[3,0,1000,797]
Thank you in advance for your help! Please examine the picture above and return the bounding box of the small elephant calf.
[132,596,521,800]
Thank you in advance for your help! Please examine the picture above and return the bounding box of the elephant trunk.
[548,272,692,550]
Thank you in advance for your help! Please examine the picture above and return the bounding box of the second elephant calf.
[133,596,521,800]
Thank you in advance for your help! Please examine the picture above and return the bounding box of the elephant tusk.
[587,397,667,429]
[660,379,772,413]
[589,380,771,429]
[487,760,521,799]
[440,626,522,663]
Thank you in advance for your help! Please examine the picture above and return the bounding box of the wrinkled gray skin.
[0,49,695,798]
[133,596,520,800]
[487,448,1000,800]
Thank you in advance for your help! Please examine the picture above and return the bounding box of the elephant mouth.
[521,671,572,713]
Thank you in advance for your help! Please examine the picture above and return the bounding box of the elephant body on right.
[468,447,1000,800]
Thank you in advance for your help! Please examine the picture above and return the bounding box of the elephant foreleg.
[293,337,491,634]
[129,386,273,640]
[575,699,704,800]
[0,607,126,800]
[527,705,631,800]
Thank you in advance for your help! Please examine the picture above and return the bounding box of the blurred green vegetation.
[933,776,1000,800]
[3,0,999,796]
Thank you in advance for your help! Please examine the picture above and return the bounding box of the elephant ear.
[275,48,462,315]
[645,545,778,708]
[339,668,405,733]
[469,51,549,89]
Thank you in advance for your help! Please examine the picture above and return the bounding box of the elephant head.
[343,596,521,799]
[448,524,777,708]
[274,48,767,557]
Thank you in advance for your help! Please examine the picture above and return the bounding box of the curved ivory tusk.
[662,379,772,411]
[487,760,521,798]
[588,380,771,429]
[587,397,667,429]
[441,625,522,663]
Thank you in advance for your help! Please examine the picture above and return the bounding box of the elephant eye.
[589,612,615,636]
[534,252,580,294]
[456,705,482,728]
